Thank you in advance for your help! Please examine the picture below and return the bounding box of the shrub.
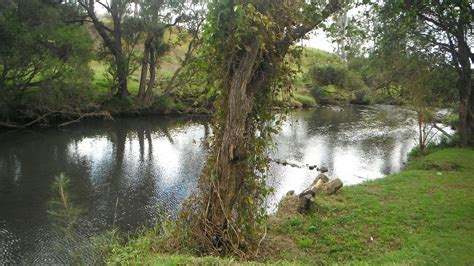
[352,88,370,104]
[407,136,458,161]
[294,94,316,107]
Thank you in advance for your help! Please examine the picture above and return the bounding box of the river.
[0,105,441,263]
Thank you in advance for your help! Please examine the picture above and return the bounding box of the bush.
[294,94,316,107]
[308,63,367,104]
[152,96,188,113]
[442,112,459,129]
[102,96,136,113]
[407,136,458,161]
[352,88,370,104]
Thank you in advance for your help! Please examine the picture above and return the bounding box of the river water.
[0,105,439,263]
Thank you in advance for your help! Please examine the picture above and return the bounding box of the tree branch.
[289,0,344,41]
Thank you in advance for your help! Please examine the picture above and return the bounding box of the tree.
[77,0,133,99]
[0,0,93,120]
[178,0,342,256]
[400,54,442,155]
[377,1,473,146]
[367,14,458,154]
[136,0,203,105]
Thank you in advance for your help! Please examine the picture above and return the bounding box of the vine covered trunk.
[207,40,260,236]
[179,0,343,257]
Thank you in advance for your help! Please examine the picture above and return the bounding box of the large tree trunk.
[201,39,291,253]
[116,54,129,99]
[143,47,156,106]
[458,76,470,147]
[457,39,472,147]
[180,0,342,256]
[206,41,260,235]
[417,112,426,155]
[80,0,129,99]
[470,80,474,143]
[112,1,129,99]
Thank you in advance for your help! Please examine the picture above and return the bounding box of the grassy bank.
[106,148,474,264]
[268,148,474,264]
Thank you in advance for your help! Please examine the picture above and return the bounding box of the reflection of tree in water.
[0,115,209,263]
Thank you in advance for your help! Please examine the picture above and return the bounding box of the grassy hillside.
[105,148,474,265]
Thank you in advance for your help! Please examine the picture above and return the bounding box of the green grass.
[90,60,140,96]
[105,149,474,265]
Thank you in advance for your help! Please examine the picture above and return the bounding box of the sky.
[302,29,336,52]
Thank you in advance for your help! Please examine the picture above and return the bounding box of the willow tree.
[178,0,342,256]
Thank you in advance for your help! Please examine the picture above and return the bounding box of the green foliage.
[0,1,93,117]
[101,96,137,113]
[301,48,368,104]
[152,96,187,113]
[443,112,459,129]
[102,212,180,264]
[106,230,156,264]
[407,136,459,162]
[363,1,459,108]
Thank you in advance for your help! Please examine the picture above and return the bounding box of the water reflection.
[0,106,447,263]
[0,116,209,263]
[266,105,441,209]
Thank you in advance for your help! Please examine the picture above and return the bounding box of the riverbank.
[0,91,320,129]
[106,148,474,264]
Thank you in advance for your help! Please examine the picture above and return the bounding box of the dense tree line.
[0,0,204,125]
[0,0,93,122]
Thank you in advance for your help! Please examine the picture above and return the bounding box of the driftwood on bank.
[432,123,453,139]
[57,111,112,127]
[278,173,343,214]
[0,109,112,129]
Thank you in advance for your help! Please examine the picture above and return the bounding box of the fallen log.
[0,109,112,129]
[432,123,453,139]
[57,111,112,127]
[0,121,21,129]
[278,173,343,214]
